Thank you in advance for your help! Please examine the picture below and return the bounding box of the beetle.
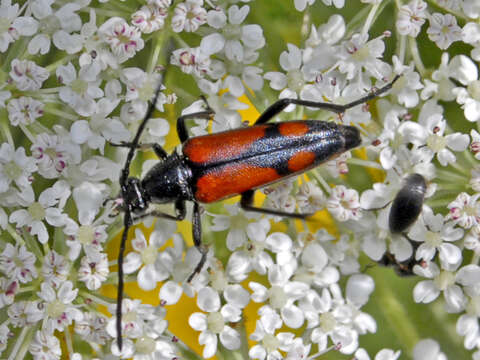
[388,173,427,233]
[112,75,400,349]
[378,173,427,276]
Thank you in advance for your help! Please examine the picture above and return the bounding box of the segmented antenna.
[117,83,164,351]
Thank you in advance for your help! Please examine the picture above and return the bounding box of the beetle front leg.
[187,202,209,283]
[240,190,312,219]
[132,200,186,222]
[254,75,400,125]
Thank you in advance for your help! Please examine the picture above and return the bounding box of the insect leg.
[110,142,168,160]
[116,207,132,351]
[131,200,186,222]
[255,75,401,125]
[187,202,209,283]
[177,110,215,142]
[240,190,312,219]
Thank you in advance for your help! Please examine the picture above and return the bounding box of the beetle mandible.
[111,74,400,349]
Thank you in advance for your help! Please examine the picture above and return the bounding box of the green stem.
[79,290,115,307]
[44,107,78,122]
[65,328,74,358]
[9,326,29,360]
[408,37,426,77]
[362,3,380,37]
[44,54,77,73]
[374,274,420,351]
[348,157,384,170]
[5,224,25,246]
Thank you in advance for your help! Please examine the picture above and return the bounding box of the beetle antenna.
[116,82,164,351]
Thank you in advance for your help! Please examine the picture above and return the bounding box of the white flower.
[412,339,447,360]
[31,133,78,179]
[201,5,265,62]
[172,0,207,33]
[303,286,359,354]
[64,181,109,260]
[401,100,469,166]
[0,1,37,52]
[390,56,423,108]
[210,204,264,251]
[450,55,480,122]
[447,192,480,229]
[106,298,156,345]
[249,312,294,359]
[421,53,458,101]
[337,33,391,80]
[296,181,325,214]
[57,62,103,117]
[188,287,242,358]
[0,277,16,307]
[225,219,275,281]
[7,300,43,327]
[0,243,37,283]
[294,0,315,11]
[413,262,467,313]
[132,4,168,34]
[409,211,463,267]
[42,250,70,288]
[427,13,461,50]
[99,17,145,64]
[37,280,83,333]
[327,185,361,222]
[396,0,428,37]
[471,130,480,160]
[171,47,211,77]
[74,312,109,345]
[28,0,85,55]
[195,79,248,132]
[29,330,62,360]
[250,256,310,329]
[9,59,49,91]
[70,98,129,154]
[7,96,44,126]
[123,226,170,291]
[78,250,109,290]
[9,181,70,244]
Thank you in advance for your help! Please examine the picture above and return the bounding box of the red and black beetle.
[112,75,400,349]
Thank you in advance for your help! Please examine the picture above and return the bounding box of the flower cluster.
[0,0,479,359]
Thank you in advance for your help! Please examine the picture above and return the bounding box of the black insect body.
[113,75,400,349]
[378,173,427,276]
[388,173,427,233]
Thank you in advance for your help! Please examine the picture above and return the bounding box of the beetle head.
[121,177,149,214]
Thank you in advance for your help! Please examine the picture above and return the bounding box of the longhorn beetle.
[112,74,400,349]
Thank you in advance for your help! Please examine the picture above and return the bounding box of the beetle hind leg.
[240,190,313,219]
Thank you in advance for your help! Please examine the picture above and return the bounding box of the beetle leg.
[240,190,312,219]
[132,202,186,222]
[177,110,215,142]
[110,142,168,160]
[255,75,400,125]
[187,202,209,283]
